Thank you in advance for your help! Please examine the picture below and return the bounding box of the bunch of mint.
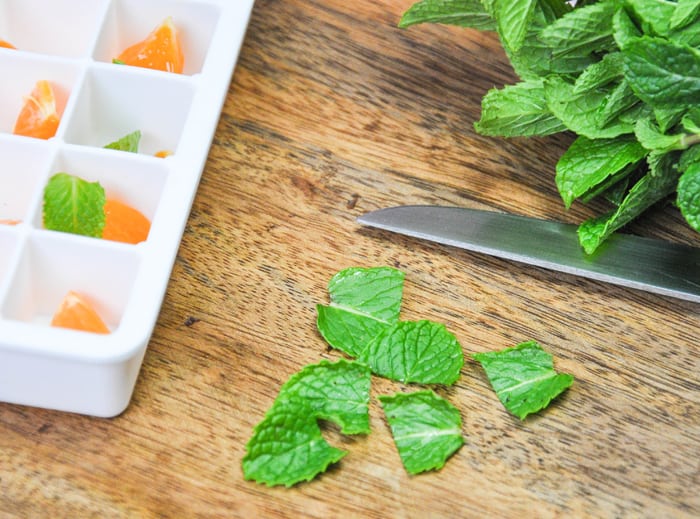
[400,0,700,253]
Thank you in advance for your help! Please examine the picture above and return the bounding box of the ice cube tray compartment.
[0,0,255,416]
[63,66,195,155]
[0,0,108,58]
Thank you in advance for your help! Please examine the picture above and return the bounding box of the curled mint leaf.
[242,402,347,487]
[104,130,141,153]
[473,340,573,420]
[577,150,681,254]
[495,0,538,54]
[555,134,646,208]
[379,390,464,475]
[317,266,404,356]
[43,172,106,238]
[398,0,496,30]
[358,320,464,385]
[272,360,372,435]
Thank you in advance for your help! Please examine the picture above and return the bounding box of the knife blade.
[357,205,700,303]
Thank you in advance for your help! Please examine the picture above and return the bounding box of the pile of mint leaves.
[400,0,700,253]
[242,267,573,487]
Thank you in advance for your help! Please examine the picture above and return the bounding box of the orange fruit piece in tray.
[102,199,151,244]
[0,39,16,49]
[115,17,184,74]
[13,80,61,139]
[51,291,110,334]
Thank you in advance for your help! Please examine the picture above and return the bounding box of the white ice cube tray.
[0,0,255,416]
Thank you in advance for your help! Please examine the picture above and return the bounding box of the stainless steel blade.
[357,205,700,303]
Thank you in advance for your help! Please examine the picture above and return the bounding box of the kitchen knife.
[357,205,700,303]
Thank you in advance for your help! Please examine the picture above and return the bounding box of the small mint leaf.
[358,320,464,385]
[473,341,573,420]
[104,130,141,153]
[379,390,464,475]
[43,172,106,238]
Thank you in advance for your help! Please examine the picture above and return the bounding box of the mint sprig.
[43,172,106,238]
[400,0,700,252]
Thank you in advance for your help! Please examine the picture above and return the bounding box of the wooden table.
[2,1,699,517]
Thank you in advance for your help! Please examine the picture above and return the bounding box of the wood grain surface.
[2,1,699,517]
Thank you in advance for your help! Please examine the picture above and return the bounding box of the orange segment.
[0,219,21,225]
[115,17,184,73]
[0,39,16,49]
[154,150,173,158]
[102,198,151,244]
[13,80,60,139]
[51,291,110,334]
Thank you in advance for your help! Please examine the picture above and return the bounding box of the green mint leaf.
[272,360,372,435]
[378,390,464,475]
[399,0,496,30]
[112,58,125,65]
[495,0,538,53]
[573,52,625,94]
[626,0,674,35]
[474,80,566,137]
[634,117,685,152]
[677,161,700,232]
[544,76,633,138]
[622,36,700,108]
[577,151,681,254]
[670,0,700,31]
[317,266,404,356]
[358,320,464,385]
[242,402,347,487]
[596,80,640,128]
[655,105,689,133]
[104,130,141,153]
[317,305,392,357]
[472,341,573,420]
[680,144,700,172]
[43,172,106,238]
[326,266,404,322]
[682,108,700,135]
[613,7,642,50]
[538,1,617,61]
[555,134,646,208]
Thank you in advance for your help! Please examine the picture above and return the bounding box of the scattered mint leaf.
[379,390,464,475]
[242,402,347,487]
[612,7,642,50]
[112,58,125,65]
[272,360,372,435]
[358,320,464,385]
[626,0,675,36]
[474,80,566,137]
[682,108,700,135]
[242,359,371,486]
[316,266,404,356]
[472,341,573,420]
[622,36,700,108]
[43,172,106,238]
[104,130,141,153]
[555,134,646,208]
[398,0,496,30]
[677,162,700,232]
